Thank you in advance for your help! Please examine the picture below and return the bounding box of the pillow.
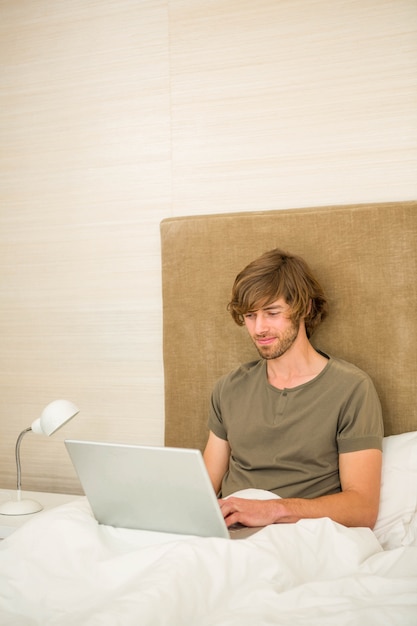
[373,430,417,549]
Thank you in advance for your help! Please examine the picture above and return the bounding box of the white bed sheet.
[0,494,416,626]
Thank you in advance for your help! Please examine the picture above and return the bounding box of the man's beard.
[252,321,299,360]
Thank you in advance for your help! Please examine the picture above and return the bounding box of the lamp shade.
[31,399,79,436]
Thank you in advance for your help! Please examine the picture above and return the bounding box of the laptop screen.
[65,440,230,539]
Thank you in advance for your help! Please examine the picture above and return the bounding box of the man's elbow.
[355,502,380,529]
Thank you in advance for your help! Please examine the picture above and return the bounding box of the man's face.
[243,298,299,360]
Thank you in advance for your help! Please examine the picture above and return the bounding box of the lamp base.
[0,498,43,515]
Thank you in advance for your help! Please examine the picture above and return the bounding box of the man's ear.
[306,299,312,315]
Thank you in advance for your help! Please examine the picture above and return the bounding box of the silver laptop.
[65,440,260,539]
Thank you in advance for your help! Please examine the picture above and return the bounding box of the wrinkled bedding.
[1,494,416,626]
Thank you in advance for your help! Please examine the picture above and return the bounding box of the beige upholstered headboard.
[161,202,417,452]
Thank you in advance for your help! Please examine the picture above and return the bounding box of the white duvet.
[1,493,417,626]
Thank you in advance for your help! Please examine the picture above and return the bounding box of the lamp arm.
[15,427,32,493]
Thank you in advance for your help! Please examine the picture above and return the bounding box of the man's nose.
[254,314,268,334]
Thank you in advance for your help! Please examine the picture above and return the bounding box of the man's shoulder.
[216,359,265,387]
[325,353,374,384]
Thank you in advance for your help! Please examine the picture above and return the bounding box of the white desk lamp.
[0,399,80,516]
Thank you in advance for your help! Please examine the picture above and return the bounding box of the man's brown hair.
[227,249,328,337]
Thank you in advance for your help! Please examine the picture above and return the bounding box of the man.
[203,248,383,529]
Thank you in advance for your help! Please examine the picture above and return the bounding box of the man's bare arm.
[218,448,382,529]
[203,431,230,496]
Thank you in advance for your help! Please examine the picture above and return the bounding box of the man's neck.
[266,341,328,390]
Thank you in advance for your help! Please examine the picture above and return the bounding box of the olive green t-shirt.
[208,354,383,498]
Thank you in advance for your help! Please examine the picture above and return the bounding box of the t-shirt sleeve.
[337,376,384,454]
[207,375,228,441]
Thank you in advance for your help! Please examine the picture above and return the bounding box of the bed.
[1,201,416,625]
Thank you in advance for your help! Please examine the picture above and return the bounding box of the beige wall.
[0,0,416,494]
